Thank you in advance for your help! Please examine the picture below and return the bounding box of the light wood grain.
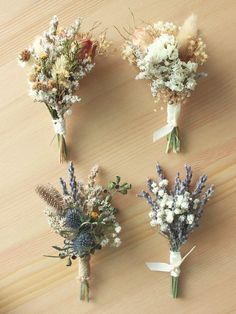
[0,0,236,313]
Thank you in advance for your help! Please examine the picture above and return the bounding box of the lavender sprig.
[193,174,208,196]
[139,163,214,299]
[139,164,214,250]
[36,162,131,302]
[68,162,78,201]
[60,177,68,196]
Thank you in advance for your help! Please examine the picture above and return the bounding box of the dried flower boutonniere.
[36,162,131,301]
[18,16,110,162]
[138,164,214,298]
[122,15,207,153]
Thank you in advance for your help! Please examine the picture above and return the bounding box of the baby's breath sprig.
[139,163,214,298]
[122,14,208,153]
[36,162,131,301]
[18,16,111,162]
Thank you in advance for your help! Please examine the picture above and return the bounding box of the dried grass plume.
[177,14,198,57]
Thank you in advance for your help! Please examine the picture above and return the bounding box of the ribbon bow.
[153,103,181,142]
[146,246,196,277]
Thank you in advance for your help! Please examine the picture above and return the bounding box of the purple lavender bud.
[201,185,214,205]
[60,177,68,196]
[156,163,165,180]
[193,175,208,196]
[68,162,78,200]
[174,172,181,194]
[147,178,158,194]
[183,165,192,188]
[138,191,155,206]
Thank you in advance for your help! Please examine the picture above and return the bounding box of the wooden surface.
[1,0,236,313]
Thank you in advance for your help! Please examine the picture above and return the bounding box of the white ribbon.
[146,246,196,277]
[52,117,66,135]
[153,103,181,142]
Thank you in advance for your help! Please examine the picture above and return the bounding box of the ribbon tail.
[180,246,196,265]
[153,124,174,142]
[146,262,173,272]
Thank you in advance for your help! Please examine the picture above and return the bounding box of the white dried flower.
[144,34,178,64]
[115,225,122,233]
[114,238,122,247]
[174,208,182,215]
[165,210,174,224]
[148,211,156,218]
[181,201,189,210]
[150,219,158,227]
[152,187,159,194]
[186,214,194,224]
[159,179,169,187]
[101,238,109,247]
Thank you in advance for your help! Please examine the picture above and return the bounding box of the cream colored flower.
[52,55,69,80]
[33,36,44,55]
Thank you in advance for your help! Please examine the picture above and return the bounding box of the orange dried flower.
[90,211,99,219]
[19,49,31,61]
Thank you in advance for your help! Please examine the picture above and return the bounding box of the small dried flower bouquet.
[139,164,214,298]
[18,16,110,162]
[122,15,208,153]
[36,162,131,301]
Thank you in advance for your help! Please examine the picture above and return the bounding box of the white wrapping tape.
[153,103,181,142]
[52,117,66,135]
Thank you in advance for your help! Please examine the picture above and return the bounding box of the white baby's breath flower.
[176,195,184,207]
[159,179,169,187]
[159,198,166,207]
[156,210,164,217]
[186,78,197,90]
[166,199,173,208]
[186,61,198,72]
[114,237,122,247]
[181,201,189,210]
[160,223,168,233]
[145,34,178,65]
[186,214,194,225]
[150,219,158,227]
[158,189,165,197]
[115,225,122,233]
[148,211,156,218]
[165,209,174,223]
[152,187,159,194]
[174,208,182,215]
[101,238,109,247]
[151,181,157,188]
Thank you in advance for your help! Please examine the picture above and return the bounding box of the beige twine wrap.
[78,255,90,282]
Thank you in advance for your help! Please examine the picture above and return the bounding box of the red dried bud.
[78,39,97,60]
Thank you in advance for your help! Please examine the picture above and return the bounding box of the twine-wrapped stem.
[78,255,91,302]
